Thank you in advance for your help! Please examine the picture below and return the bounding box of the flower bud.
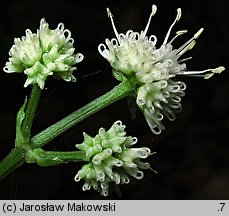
[74,121,153,196]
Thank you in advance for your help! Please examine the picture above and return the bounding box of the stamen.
[177,66,225,79]
[168,29,188,44]
[149,167,158,174]
[142,4,157,37]
[178,56,192,63]
[194,28,204,39]
[177,40,196,57]
[149,151,156,156]
[176,30,188,35]
[177,69,212,75]
[163,8,182,45]
[174,28,204,56]
[211,66,225,73]
[107,8,120,42]
[204,66,225,79]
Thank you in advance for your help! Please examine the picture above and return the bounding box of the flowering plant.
[0,3,225,197]
[99,6,224,134]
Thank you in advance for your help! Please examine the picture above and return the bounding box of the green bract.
[74,121,153,196]
[4,18,84,89]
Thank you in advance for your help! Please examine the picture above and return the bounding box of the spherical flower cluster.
[74,120,154,196]
[98,5,225,134]
[4,18,84,89]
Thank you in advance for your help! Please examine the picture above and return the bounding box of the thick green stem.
[31,79,133,148]
[0,85,41,180]
[0,148,25,181]
[22,84,42,139]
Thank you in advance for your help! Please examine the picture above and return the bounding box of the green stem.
[31,79,133,148]
[22,84,42,139]
[0,85,42,180]
[26,148,89,166]
[0,148,25,181]
[43,150,89,162]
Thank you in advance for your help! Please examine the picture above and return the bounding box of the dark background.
[0,0,228,199]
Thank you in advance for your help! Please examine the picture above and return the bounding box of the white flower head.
[4,18,84,89]
[74,121,155,196]
[98,6,158,76]
[98,5,225,134]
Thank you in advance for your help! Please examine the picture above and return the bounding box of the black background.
[0,0,228,199]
